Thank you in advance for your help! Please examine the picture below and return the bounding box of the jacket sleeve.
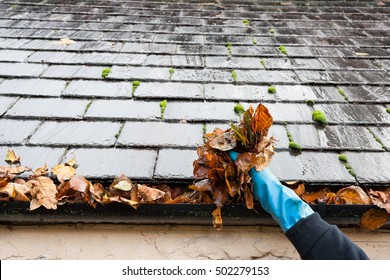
[285,212,369,260]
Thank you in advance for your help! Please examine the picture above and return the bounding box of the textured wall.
[1,225,389,260]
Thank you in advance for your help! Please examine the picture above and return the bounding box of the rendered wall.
[0,224,389,260]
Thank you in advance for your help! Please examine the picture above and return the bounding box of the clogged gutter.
[0,104,389,231]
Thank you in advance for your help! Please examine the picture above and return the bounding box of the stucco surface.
[1,225,389,260]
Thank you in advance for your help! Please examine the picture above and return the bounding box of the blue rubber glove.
[229,151,314,232]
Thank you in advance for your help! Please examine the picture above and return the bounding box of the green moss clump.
[251,37,257,45]
[242,19,250,27]
[278,46,288,55]
[225,42,233,57]
[160,99,168,119]
[289,142,302,151]
[269,28,275,34]
[386,108,390,114]
[345,163,356,177]
[337,86,349,101]
[287,131,294,142]
[101,67,111,78]
[268,86,276,94]
[312,110,327,124]
[306,100,315,106]
[132,81,141,94]
[169,68,175,79]
[234,103,245,115]
[260,59,265,67]
[338,154,348,163]
[231,70,237,83]
[84,98,94,114]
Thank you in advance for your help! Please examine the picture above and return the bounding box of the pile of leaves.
[0,150,209,211]
[192,104,276,229]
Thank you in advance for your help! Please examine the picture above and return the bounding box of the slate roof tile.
[0,0,389,186]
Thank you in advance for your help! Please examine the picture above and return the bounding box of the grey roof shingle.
[0,0,389,185]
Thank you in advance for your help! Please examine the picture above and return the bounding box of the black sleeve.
[285,212,369,260]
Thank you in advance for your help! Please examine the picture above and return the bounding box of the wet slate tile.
[62,148,157,179]
[154,148,197,179]
[0,62,46,77]
[0,96,17,115]
[63,80,131,98]
[27,51,90,64]
[302,37,355,47]
[0,79,67,97]
[0,119,41,144]
[377,59,390,70]
[205,56,263,69]
[110,66,170,80]
[113,53,147,65]
[20,39,67,51]
[314,104,390,124]
[270,151,355,182]
[0,38,30,49]
[232,46,280,56]
[265,103,313,123]
[0,146,66,170]
[340,86,390,103]
[144,54,203,68]
[29,121,121,146]
[0,50,32,62]
[117,122,203,148]
[164,101,240,122]
[121,42,177,54]
[358,71,390,84]
[134,82,203,99]
[6,97,88,119]
[287,124,383,151]
[318,58,382,70]
[269,125,289,149]
[346,152,390,183]
[234,70,299,84]
[84,100,160,120]
[154,34,203,44]
[295,70,365,84]
[66,41,123,53]
[71,30,104,40]
[262,58,324,70]
[40,65,82,79]
[368,126,390,151]
[204,83,277,102]
[275,85,345,102]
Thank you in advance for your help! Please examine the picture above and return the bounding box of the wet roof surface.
[0,0,389,185]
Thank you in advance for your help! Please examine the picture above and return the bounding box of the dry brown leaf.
[252,103,273,136]
[253,144,274,172]
[52,164,76,182]
[69,175,90,193]
[112,180,133,191]
[209,131,237,151]
[212,207,223,231]
[0,165,29,176]
[337,186,371,205]
[369,188,390,213]
[289,183,305,197]
[359,209,389,230]
[302,189,329,203]
[5,149,20,165]
[55,38,75,46]
[189,179,213,192]
[33,163,48,177]
[137,184,166,202]
[107,196,139,209]
[29,176,57,210]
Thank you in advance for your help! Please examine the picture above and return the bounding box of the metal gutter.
[0,202,388,228]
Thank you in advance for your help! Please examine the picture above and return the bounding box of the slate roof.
[0,0,389,186]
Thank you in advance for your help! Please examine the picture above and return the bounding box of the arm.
[229,151,369,260]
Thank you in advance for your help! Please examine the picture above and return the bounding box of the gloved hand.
[229,151,314,232]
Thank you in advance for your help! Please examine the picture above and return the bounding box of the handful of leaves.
[192,103,276,230]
